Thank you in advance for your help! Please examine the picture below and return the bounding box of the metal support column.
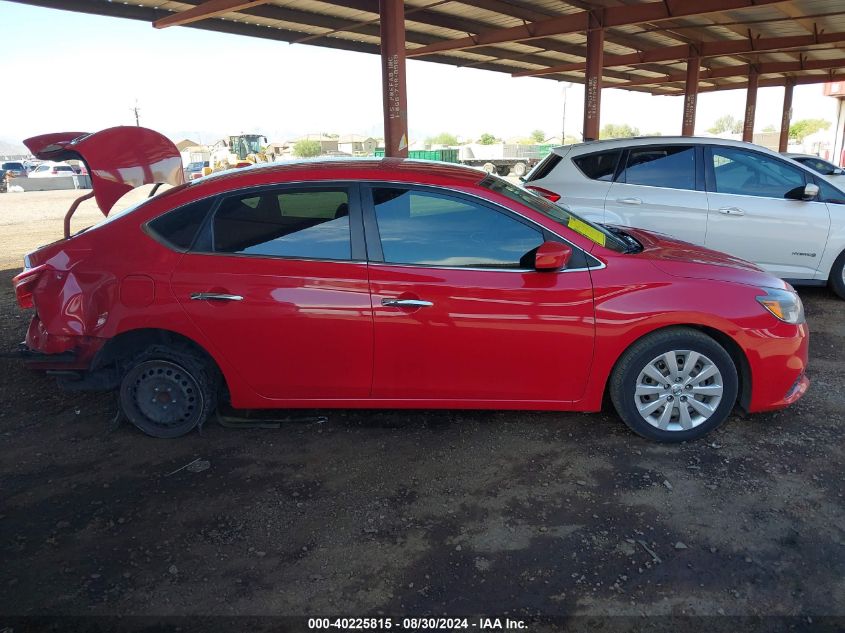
[742,66,759,143]
[582,13,604,141]
[380,0,408,158]
[779,79,794,152]
[682,56,700,136]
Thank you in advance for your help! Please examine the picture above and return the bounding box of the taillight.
[13,264,47,309]
[525,185,562,203]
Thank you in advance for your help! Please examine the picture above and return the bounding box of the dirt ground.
[0,190,843,628]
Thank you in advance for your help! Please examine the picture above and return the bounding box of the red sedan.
[14,127,809,441]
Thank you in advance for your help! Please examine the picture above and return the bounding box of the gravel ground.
[0,190,843,629]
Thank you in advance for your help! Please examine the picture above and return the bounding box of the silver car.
[523,137,845,299]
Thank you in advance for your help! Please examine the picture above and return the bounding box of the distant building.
[265,142,293,160]
[293,135,339,154]
[175,139,201,152]
[338,134,377,156]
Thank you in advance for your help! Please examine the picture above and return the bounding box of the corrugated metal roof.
[12,0,845,94]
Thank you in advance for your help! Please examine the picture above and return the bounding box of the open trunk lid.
[23,126,185,217]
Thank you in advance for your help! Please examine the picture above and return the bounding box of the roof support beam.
[698,72,845,93]
[380,0,408,158]
[583,18,603,142]
[682,57,700,136]
[513,30,845,78]
[779,79,795,152]
[153,0,270,29]
[406,0,788,58]
[742,67,759,142]
[606,56,845,88]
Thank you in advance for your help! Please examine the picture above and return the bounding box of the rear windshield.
[481,175,627,253]
[2,162,24,170]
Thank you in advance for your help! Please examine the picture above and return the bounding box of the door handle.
[616,197,642,205]
[381,298,434,308]
[718,207,745,216]
[190,292,244,302]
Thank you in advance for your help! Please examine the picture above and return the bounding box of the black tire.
[829,250,845,300]
[609,327,738,443]
[119,344,218,438]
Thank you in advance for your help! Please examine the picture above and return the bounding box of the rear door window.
[212,187,352,260]
[572,150,621,181]
[618,145,696,190]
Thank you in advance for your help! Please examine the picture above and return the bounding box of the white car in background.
[784,153,845,186]
[523,137,845,298]
[28,161,76,178]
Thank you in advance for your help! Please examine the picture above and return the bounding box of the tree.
[789,118,831,142]
[762,124,778,133]
[426,132,459,146]
[478,133,499,145]
[293,139,321,158]
[708,114,742,135]
[599,123,640,139]
[530,129,545,143]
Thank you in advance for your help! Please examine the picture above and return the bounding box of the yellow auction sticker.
[567,217,606,246]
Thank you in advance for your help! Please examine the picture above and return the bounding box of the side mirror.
[535,241,572,271]
[785,183,820,201]
[802,183,820,200]
[834,168,845,175]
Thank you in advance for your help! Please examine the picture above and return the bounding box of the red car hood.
[619,226,790,290]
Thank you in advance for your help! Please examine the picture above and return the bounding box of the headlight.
[756,288,805,324]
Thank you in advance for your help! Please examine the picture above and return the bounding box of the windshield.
[3,162,24,170]
[480,175,628,253]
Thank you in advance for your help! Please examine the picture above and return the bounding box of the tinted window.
[797,157,837,175]
[212,188,351,260]
[711,148,805,198]
[816,178,845,205]
[573,150,621,181]
[2,162,24,170]
[526,152,562,181]
[56,166,74,172]
[148,198,215,251]
[619,146,695,190]
[372,188,543,268]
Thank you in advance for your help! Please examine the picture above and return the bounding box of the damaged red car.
[13,127,809,441]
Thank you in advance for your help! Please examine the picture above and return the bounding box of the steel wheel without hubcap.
[121,360,204,435]
[633,350,724,432]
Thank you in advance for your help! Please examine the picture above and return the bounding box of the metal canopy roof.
[14,0,845,94]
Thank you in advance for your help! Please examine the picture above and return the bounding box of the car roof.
[783,153,826,160]
[554,135,786,157]
[190,157,487,188]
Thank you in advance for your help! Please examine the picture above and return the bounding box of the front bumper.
[745,321,810,413]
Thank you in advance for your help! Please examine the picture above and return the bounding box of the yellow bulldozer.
[204,134,268,175]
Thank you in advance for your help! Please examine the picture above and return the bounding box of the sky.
[0,2,840,148]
